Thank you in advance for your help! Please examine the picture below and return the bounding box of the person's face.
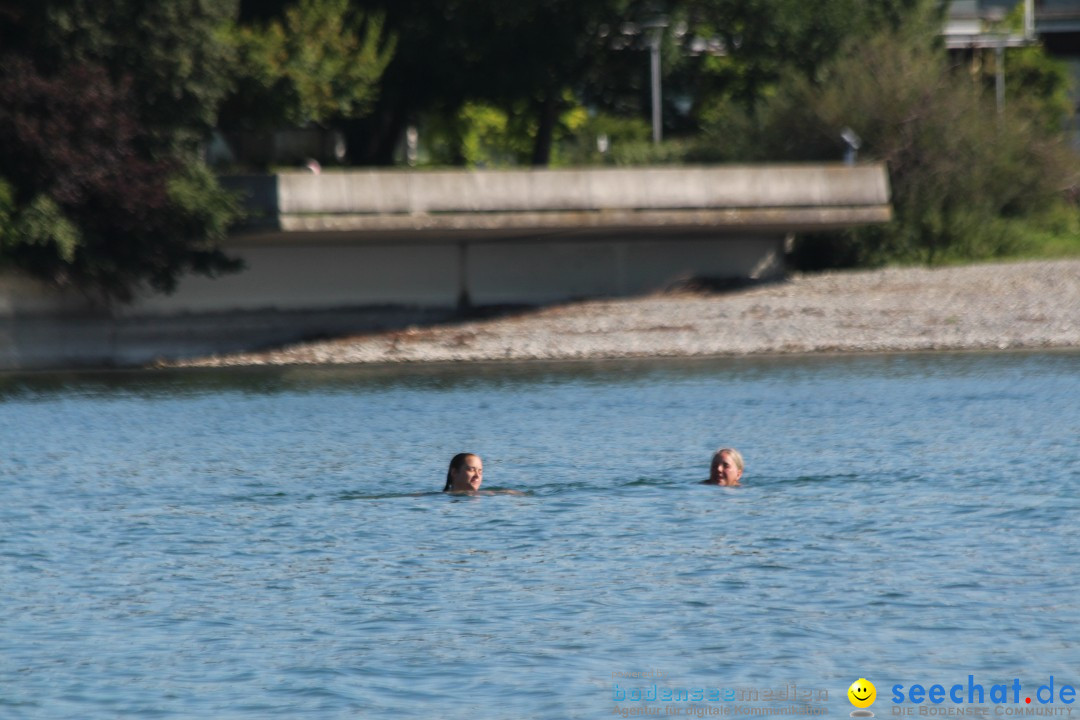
[712,452,742,485]
[451,456,483,491]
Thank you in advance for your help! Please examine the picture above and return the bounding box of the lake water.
[2,352,1078,719]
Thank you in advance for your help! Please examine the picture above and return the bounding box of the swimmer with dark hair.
[443,453,523,495]
[704,447,744,486]
[444,452,484,492]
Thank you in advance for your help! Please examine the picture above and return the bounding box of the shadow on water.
[1,349,1076,402]
[331,478,762,502]
[335,490,447,501]
[332,480,676,502]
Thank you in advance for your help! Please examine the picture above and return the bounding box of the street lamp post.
[982,6,1007,116]
[995,30,1005,115]
[642,17,668,145]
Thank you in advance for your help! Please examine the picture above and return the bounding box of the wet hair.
[711,447,745,480]
[444,453,478,492]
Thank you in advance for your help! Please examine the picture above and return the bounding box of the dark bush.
[0,56,240,302]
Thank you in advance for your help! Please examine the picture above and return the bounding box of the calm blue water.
[1,352,1078,719]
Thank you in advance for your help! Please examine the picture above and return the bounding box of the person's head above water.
[444,453,483,492]
[708,448,744,486]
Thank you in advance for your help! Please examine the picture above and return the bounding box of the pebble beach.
[172,258,1080,367]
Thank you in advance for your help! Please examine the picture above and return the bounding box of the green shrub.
[744,5,1079,268]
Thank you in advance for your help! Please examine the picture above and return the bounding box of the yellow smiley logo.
[848,678,876,708]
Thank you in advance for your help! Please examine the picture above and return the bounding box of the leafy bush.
[557,113,652,166]
[0,57,241,302]
[723,6,1079,268]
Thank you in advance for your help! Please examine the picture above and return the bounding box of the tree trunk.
[343,98,408,166]
[530,91,558,167]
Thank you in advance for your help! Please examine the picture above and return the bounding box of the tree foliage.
[1,0,240,155]
[341,0,940,167]
[0,2,242,302]
[347,0,652,165]
[747,5,1078,267]
[220,0,394,132]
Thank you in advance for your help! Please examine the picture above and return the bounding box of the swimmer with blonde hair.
[704,448,744,486]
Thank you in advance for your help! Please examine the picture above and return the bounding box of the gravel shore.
[172,259,1080,367]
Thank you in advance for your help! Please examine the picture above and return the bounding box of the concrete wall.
[0,232,787,369]
[0,234,784,369]
[126,234,785,315]
[227,164,892,236]
[0,296,452,370]
[265,164,890,214]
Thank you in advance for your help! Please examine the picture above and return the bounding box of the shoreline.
[169,258,1080,368]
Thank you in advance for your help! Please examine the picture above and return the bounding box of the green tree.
[475,0,644,166]
[675,0,930,131]
[0,1,243,301]
[336,0,482,164]
[750,4,1078,267]
[2,0,240,155]
[220,0,394,133]
[348,0,650,166]
[345,0,928,167]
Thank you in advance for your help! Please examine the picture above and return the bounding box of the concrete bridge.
[1,164,891,369]
[205,163,891,310]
